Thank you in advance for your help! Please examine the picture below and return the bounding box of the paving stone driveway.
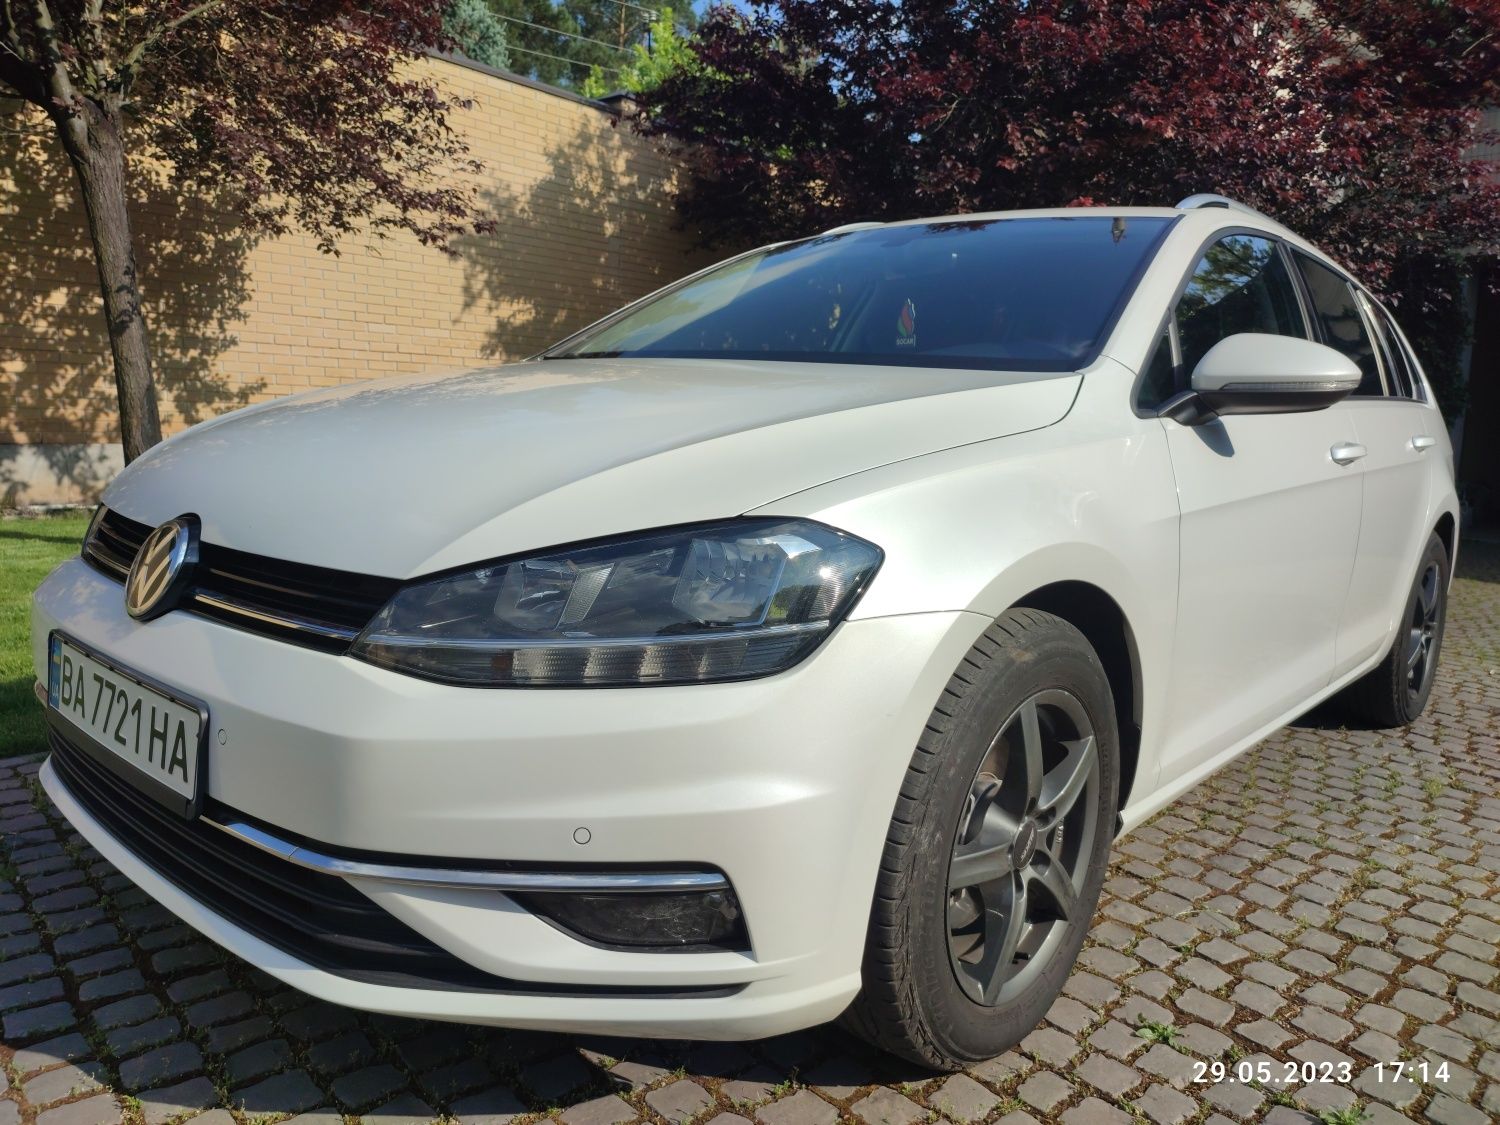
[3,549,1499,1125]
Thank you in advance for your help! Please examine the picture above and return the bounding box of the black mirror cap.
[1158,384,1354,427]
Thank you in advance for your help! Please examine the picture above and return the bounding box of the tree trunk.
[54,98,163,463]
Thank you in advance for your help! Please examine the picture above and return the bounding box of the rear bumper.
[33,556,988,1037]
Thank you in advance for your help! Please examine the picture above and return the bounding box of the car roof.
[875,206,1183,225]
[874,204,1286,234]
[844,201,1334,273]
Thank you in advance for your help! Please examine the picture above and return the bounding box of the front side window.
[1174,235,1306,378]
[547,217,1176,373]
[1294,252,1384,395]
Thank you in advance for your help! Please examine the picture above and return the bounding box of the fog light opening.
[515,887,749,952]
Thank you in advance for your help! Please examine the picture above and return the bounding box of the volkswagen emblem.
[125,515,200,621]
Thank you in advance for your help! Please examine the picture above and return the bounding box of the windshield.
[547,216,1175,372]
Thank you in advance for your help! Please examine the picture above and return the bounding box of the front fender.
[751,368,1179,800]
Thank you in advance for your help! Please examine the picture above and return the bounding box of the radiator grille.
[83,508,399,653]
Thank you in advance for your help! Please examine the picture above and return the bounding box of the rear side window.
[1360,293,1423,400]
[1175,235,1306,378]
[1294,252,1383,396]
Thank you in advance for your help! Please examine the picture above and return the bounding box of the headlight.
[351,519,882,686]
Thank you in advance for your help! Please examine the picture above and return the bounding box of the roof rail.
[1175,194,1280,225]
[821,221,885,236]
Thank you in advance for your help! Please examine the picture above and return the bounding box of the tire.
[843,608,1120,1070]
[1338,532,1449,728]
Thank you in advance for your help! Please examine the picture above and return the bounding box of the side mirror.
[1158,333,1362,426]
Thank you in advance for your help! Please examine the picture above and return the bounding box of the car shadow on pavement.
[1291,538,1500,734]
[1458,537,1500,583]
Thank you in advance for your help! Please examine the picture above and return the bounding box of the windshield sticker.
[896,298,917,347]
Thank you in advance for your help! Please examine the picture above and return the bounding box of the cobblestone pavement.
[3,549,1498,1125]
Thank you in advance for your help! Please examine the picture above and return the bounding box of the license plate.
[47,633,207,818]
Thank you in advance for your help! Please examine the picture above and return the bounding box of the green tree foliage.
[447,0,512,70]
[487,1,697,89]
[639,1,1500,418]
[580,6,695,97]
[0,1,491,460]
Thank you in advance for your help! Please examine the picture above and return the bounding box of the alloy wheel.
[1406,561,1442,703]
[946,689,1101,1006]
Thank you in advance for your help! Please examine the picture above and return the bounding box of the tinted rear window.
[548,217,1176,372]
[1294,251,1384,395]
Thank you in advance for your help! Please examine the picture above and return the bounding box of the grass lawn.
[1,510,91,758]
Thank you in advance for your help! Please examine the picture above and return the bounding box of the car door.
[1147,233,1365,778]
[1293,254,1441,673]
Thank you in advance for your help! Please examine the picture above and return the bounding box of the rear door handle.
[1330,442,1367,465]
[1411,435,1437,452]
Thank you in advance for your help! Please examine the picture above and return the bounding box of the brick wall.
[0,57,713,505]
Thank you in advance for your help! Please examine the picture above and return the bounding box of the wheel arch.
[1434,510,1456,574]
[1011,581,1142,822]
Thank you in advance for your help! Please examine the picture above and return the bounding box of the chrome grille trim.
[205,816,732,893]
[82,510,146,580]
[82,508,398,653]
[191,592,361,643]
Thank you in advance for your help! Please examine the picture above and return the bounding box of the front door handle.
[1411,435,1437,452]
[1330,442,1367,465]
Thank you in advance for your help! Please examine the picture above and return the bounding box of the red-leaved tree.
[639,0,1500,411]
[0,2,492,461]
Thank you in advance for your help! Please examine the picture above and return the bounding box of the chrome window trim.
[204,817,731,894]
[1350,288,1394,397]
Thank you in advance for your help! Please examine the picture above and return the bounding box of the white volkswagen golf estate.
[32,195,1456,1069]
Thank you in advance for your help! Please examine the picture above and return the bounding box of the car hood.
[105,358,1081,577]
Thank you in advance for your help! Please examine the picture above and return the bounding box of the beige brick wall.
[0,58,712,503]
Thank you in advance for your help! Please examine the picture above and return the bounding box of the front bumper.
[33,557,987,1038]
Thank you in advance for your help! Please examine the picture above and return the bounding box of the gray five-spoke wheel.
[946,689,1100,1006]
[1406,561,1441,702]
